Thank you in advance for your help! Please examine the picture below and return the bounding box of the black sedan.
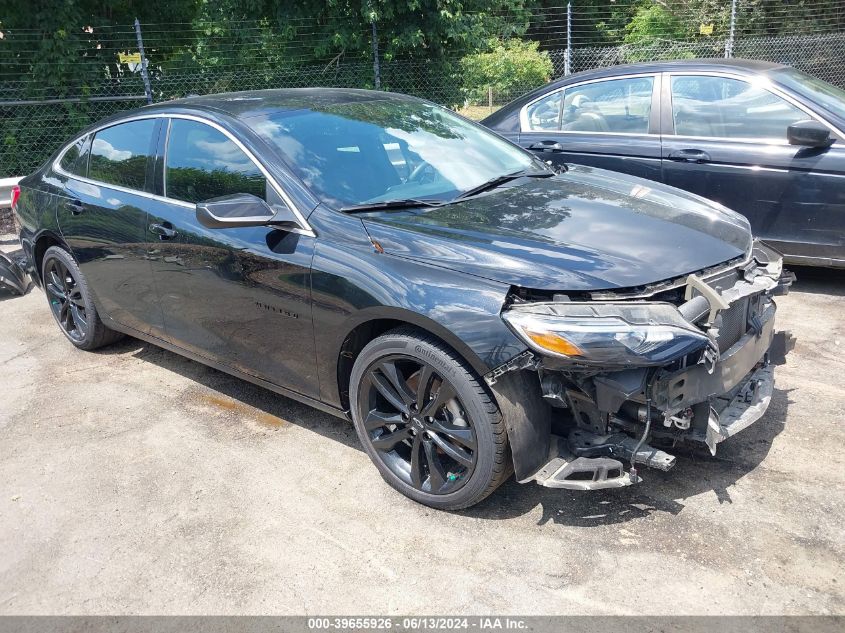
[14,89,791,509]
[484,59,845,268]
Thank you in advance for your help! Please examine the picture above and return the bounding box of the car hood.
[360,165,752,291]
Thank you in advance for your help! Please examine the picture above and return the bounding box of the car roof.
[563,58,787,80]
[136,87,419,120]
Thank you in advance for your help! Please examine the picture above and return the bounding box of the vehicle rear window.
[165,119,267,204]
[59,135,91,177]
[89,120,157,191]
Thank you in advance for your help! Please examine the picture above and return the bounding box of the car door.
[54,117,166,336]
[146,116,319,398]
[661,72,845,263]
[516,74,663,181]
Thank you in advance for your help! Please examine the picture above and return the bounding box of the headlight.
[502,302,710,367]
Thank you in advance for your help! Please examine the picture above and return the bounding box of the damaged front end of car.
[488,241,795,491]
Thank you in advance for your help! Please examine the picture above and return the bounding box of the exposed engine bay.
[490,240,795,490]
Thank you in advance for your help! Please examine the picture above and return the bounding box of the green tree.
[459,38,552,104]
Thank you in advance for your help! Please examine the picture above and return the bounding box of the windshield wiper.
[339,198,446,213]
[453,169,554,201]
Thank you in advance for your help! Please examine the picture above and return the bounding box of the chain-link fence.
[3,0,845,178]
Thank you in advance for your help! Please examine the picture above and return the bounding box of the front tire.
[349,327,510,510]
[42,246,123,350]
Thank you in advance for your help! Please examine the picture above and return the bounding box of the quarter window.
[561,77,654,134]
[671,75,808,139]
[165,119,266,204]
[59,135,91,177]
[525,91,563,131]
[89,120,157,191]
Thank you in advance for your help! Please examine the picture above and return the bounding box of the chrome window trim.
[161,117,172,199]
[664,70,845,141]
[53,112,316,237]
[521,129,657,139]
[519,72,659,134]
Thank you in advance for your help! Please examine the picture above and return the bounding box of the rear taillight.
[10,185,20,210]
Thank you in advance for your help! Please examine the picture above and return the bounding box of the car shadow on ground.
[790,266,843,296]
[96,335,793,527]
[96,336,361,450]
[0,289,23,302]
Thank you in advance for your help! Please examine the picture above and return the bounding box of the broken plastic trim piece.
[528,433,677,490]
[484,349,539,386]
[702,363,774,455]
[0,251,31,296]
[530,437,640,490]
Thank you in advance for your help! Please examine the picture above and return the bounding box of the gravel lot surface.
[0,235,843,615]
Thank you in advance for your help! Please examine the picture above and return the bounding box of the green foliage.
[624,4,687,44]
[459,38,552,105]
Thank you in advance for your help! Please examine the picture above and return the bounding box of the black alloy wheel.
[45,256,88,343]
[359,355,478,495]
[350,328,510,510]
[41,246,123,351]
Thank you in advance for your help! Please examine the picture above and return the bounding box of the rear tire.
[42,246,124,351]
[349,327,510,510]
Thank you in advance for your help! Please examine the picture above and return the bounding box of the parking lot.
[0,236,843,615]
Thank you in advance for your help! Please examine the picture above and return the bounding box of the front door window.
[670,75,808,139]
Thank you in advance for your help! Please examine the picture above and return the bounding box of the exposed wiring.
[629,397,651,482]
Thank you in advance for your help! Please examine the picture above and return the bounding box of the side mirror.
[787,120,833,148]
[195,193,302,230]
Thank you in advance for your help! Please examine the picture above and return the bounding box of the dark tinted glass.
[165,119,266,203]
[59,135,91,177]
[89,120,157,190]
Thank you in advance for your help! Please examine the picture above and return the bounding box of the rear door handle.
[528,140,565,152]
[667,149,711,163]
[65,199,84,215]
[149,222,178,240]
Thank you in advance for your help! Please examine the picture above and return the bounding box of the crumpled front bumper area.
[518,245,794,491]
[530,331,785,490]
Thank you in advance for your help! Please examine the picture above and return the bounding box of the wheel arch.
[32,230,70,285]
[335,308,492,412]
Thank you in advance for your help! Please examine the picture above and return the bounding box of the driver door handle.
[528,140,565,152]
[149,222,177,240]
[65,199,84,215]
[668,149,711,163]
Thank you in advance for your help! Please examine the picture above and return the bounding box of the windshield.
[773,68,845,122]
[243,97,539,207]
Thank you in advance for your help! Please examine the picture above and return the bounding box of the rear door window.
[561,76,654,134]
[89,120,157,191]
[164,119,266,204]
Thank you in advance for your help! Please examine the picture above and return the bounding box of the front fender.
[308,207,526,409]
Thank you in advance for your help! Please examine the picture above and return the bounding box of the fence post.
[134,18,153,104]
[725,0,737,58]
[564,1,572,76]
[371,20,381,90]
